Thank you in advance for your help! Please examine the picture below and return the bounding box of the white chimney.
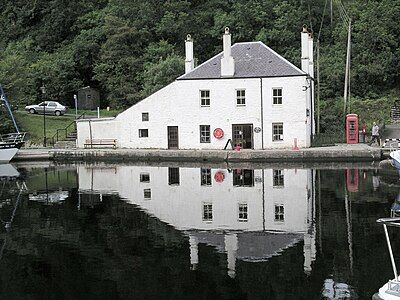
[301,26,309,74]
[185,34,194,74]
[308,32,314,78]
[221,27,235,77]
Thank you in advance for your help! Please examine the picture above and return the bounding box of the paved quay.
[13,144,382,163]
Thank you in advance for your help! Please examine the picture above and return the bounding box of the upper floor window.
[272,123,283,141]
[200,125,211,143]
[201,168,212,186]
[139,129,148,138]
[236,89,246,106]
[200,90,210,107]
[203,203,213,221]
[142,112,149,121]
[144,188,151,199]
[274,204,284,222]
[238,203,248,222]
[273,88,283,105]
[273,169,284,187]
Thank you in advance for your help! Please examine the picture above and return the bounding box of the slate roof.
[178,41,306,80]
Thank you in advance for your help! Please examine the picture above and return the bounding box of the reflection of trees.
[0,191,246,299]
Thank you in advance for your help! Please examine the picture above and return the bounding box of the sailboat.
[0,85,25,163]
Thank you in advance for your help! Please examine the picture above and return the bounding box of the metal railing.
[0,132,26,144]
[48,113,86,146]
[377,217,400,296]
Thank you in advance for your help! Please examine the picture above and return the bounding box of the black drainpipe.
[309,76,314,145]
[260,78,264,149]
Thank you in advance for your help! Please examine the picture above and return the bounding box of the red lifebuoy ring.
[214,171,225,183]
[213,128,224,139]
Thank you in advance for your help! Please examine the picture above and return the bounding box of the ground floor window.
[238,203,248,222]
[139,129,148,138]
[201,168,212,186]
[200,125,211,143]
[274,204,284,222]
[140,173,150,183]
[272,123,283,141]
[273,169,284,187]
[168,167,180,185]
[233,169,254,187]
[203,203,213,221]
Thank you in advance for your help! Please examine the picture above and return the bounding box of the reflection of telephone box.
[346,114,359,144]
[346,169,359,192]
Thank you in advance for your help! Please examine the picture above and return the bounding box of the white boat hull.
[0,148,19,163]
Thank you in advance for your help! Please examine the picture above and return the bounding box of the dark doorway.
[168,126,179,149]
[232,124,253,149]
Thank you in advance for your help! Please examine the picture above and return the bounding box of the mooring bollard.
[292,138,300,151]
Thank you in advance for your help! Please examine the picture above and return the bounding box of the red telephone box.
[346,114,359,144]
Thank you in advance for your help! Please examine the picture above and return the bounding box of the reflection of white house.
[76,26,314,149]
[78,165,316,276]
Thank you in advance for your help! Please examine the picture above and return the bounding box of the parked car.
[25,101,67,116]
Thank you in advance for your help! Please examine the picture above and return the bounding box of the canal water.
[0,163,399,299]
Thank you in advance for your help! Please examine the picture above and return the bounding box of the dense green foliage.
[0,0,399,133]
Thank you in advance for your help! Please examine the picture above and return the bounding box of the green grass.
[14,108,122,146]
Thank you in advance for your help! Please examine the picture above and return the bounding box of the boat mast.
[0,85,20,133]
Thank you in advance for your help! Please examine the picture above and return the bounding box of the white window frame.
[139,129,148,138]
[273,169,284,188]
[200,168,212,186]
[200,125,211,143]
[238,203,248,222]
[200,90,210,107]
[202,202,213,222]
[236,89,246,106]
[274,204,284,222]
[272,88,283,105]
[272,123,283,141]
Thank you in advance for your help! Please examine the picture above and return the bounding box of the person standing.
[369,122,380,146]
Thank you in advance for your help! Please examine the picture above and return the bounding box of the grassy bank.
[15,109,122,146]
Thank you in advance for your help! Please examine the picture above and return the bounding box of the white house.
[77,26,314,149]
[78,165,316,276]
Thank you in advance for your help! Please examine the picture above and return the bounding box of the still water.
[0,163,399,299]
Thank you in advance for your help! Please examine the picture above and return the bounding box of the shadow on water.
[0,162,398,299]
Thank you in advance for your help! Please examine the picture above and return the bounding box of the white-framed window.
[142,112,149,121]
[144,188,151,199]
[236,89,246,106]
[139,129,148,138]
[201,168,212,186]
[203,203,213,221]
[273,169,284,187]
[200,125,211,143]
[272,123,283,141]
[238,203,248,222]
[274,204,284,222]
[273,88,283,105]
[140,173,150,183]
[200,90,210,107]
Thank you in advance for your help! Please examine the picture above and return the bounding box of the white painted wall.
[76,75,311,149]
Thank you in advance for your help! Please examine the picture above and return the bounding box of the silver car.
[25,101,67,116]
